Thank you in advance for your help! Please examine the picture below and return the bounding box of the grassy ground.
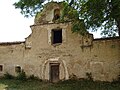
[0,79,120,90]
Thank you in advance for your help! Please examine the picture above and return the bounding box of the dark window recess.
[54,14,60,20]
[0,65,3,71]
[52,29,62,44]
[15,66,21,73]
[54,9,60,20]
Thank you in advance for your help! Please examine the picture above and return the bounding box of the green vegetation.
[3,70,27,80]
[14,0,120,37]
[0,79,120,90]
[1,72,120,90]
[61,2,87,35]
[3,72,14,79]
[16,70,27,80]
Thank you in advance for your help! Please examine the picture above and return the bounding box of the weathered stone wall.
[35,2,63,24]
[90,38,120,81]
[23,22,120,81]
[0,42,25,76]
[0,23,119,81]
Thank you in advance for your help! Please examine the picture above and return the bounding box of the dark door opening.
[50,63,59,82]
[52,29,62,44]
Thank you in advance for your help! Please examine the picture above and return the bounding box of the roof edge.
[93,37,120,41]
[0,41,25,45]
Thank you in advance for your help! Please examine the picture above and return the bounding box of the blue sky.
[0,0,101,42]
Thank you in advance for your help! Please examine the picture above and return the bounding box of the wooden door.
[50,63,59,82]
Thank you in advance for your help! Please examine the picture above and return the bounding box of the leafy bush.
[69,73,78,80]
[86,72,93,81]
[16,70,26,80]
[28,74,42,81]
[112,74,120,83]
[118,75,120,81]
[4,72,14,79]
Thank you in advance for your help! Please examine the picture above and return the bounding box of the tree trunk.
[111,0,120,37]
[117,20,120,37]
[118,26,120,37]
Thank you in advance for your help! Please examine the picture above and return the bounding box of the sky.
[0,0,101,42]
[0,0,34,42]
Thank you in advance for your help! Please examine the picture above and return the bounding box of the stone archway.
[41,57,69,81]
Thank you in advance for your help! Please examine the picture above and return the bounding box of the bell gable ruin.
[0,2,120,82]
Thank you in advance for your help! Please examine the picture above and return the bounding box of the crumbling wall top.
[35,2,63,24]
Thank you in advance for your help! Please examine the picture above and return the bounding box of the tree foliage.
[14,0,120,37]
[78,0,120,37]
[60,2,87,35]
[14,0,45,17]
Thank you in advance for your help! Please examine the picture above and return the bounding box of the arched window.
[54,9,60,20]
[15,66,21,73]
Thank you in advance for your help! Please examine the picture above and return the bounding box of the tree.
[14,0,120,37]
[78,0,120,37]
[13,0,45,17]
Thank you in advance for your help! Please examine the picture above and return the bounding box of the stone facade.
[0,2,120,82]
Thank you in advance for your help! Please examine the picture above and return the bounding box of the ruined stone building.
[0,2,120,82]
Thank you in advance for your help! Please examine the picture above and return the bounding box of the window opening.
[54,9,60,20]
[15,66,21,73]
[52,29,62,44]
[0,65,3,72]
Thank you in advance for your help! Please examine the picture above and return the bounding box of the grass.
[0,79,120,90]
